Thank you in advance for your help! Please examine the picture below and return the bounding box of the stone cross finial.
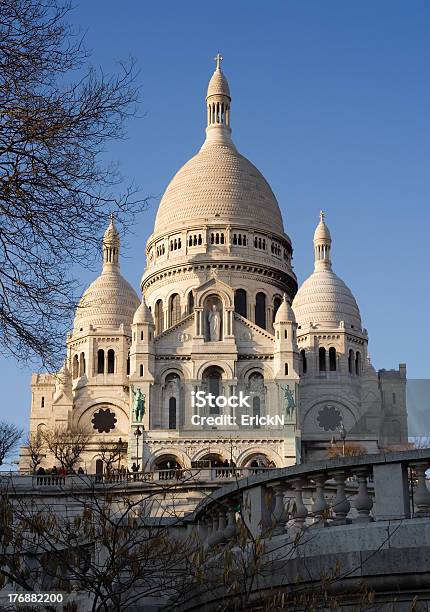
[110,211,115,224]
[214,53,223,70]
[320,210,325,222]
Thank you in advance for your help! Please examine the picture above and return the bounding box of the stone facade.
[21,57,407,473]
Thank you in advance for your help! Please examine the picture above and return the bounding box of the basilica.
[21,57,408,473]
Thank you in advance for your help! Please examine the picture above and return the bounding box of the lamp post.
[338,423,346,457]
[134,426,142,474]
[117,437,122,473]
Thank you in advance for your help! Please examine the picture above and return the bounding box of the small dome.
[133,297,153,325]
[73,269,140,332]
[207,68,230,99]
[292,269,361,330]
[275,294,296,324]
[103,216,120,245]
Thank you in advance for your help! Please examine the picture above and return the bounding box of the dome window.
[97,349,105,374]
[329,347,337,371]
[155,299,164,335]
[187,291,194,315]
[319,347,326,372]
[169,294,181,327]
[355,351,361,376]
[234,289,247,318]
[72,354,79,379]
[79,352,86,377]
[107,349,115,374]
[300,349,307,374]
[348,349,354,374]
[255,293,267,329]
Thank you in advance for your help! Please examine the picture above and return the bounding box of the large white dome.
[154,141,284,236]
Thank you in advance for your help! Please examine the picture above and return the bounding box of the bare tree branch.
[0,0,147,367]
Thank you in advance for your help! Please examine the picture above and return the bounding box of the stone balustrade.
[189,449,430,546]
[0,466,277,490]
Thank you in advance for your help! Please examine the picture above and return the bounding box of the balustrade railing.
[191,450,430,549]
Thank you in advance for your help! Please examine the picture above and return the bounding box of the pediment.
[233,313,275,348]
[155,313,195,349]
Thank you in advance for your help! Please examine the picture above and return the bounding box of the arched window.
[187,291,194,315]
[329,347,337,371]
[169,397,177,430]
[284,363,289,375]
[255,292,267,329]
[79,352,86,377]
[253,396,261,428]
[139,364,143,377]
[202,366,223,415]
[41,396,45,408]
[234,288,247,317]
[273,296,282,323]
[140,330,144,341]
[95,459,104,476]
[169,293,181,326]
[355,351,361,375]
[319,347,326,372]
[73,354,79,378]
[107,349,115,374]
[348,349,354,374]
[97,349,105,374]
[300,349,307,374]
[155,299,164,335]
[126,352,130,376]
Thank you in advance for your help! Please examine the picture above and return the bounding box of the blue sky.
[1,0,429,432]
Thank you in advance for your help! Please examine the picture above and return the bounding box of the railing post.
[292,478,308,529]
[224,504,237,540]
[411,462,430,517]
[353,468,373,523]
[311,473,328,527]
[242,485,271,539]
[331,470,351,524]
[373,461,410,520]
[269,483,288,535]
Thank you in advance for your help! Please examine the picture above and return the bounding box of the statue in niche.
[131,385,146,423]
[208,304,221,341]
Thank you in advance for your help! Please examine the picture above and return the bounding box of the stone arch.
[192,447,230,464]
[74,402,128,434]
[148,448,190,470]
[195,287,233,310]
[158,366,184,386]
[302,397,358,434]
[238,362,274,381]
[236,447,283,468]
[195,361,234,380]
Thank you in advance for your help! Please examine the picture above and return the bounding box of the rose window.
[91,408,117,433]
